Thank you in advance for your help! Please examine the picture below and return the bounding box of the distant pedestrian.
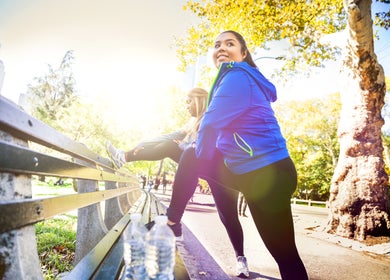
[147,179,153,192]
[162,173,168,194]
[141,175,146,189]
[154,176,161,191]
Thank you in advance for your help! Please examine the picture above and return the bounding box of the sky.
[0,0,198,128]
[0,0,389,127]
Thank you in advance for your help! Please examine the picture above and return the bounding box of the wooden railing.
[0,95,189,279]
[291,197,328,207]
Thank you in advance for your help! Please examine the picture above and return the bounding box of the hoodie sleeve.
[196,68,251,160]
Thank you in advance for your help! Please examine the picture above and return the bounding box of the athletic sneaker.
[236,256,249,278]
[168,222,183,241]
[106,141,126,169]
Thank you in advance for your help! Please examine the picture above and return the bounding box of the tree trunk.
[326,0,390,240]
[157,159,164,177]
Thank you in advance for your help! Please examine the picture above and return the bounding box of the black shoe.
[168,223,183,241]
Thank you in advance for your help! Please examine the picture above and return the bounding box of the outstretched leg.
[126,140,182,163]
[106,140,182,169]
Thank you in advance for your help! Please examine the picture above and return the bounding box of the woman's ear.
[242,50,247,59]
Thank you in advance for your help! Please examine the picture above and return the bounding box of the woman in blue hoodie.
[167,30,308,280]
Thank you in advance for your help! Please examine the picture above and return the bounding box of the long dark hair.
[220,30,257,68]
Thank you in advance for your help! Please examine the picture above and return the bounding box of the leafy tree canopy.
[374,0,390,29]
[176,0,388,74]
[177,0,345,72]
[27,50,78,127]
[274,92,341,200]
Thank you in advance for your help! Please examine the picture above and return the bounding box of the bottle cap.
[154,215,168,224]
[130,213,142,221]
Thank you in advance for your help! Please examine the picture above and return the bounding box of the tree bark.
[326,0,390,240]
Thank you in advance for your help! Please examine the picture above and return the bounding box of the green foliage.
[27,50,78,128]
[381,86,390,177]
[25,50,117,156]
[195,64,219,90]
[35,215,76,279]
[178,0,346,72]
[274,92,341,200]
[59,100,116,155]
[374,0,390,29]
[177,0,389,76]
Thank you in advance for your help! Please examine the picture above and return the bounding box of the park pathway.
[153,187,390,280]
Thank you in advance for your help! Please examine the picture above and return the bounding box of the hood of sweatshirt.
[210,61,277,103]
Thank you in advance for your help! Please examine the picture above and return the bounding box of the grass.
[35,215,77,279]
[33,177,76,197]
[33,178,77,279]
[294,200,327,208]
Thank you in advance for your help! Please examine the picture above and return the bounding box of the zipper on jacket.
[226,61,234,68]
[207,62,234,107]
[233,132,253,157]
[207,65,222,107]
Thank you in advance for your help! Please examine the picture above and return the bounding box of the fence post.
[74,179,108,265]
[0,131,43,280]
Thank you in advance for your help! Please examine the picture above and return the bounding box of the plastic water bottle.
[123,213,148,280]
[145,215,176,280]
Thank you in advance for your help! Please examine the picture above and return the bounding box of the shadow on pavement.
[247,272,280,280]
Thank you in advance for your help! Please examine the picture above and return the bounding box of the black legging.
[166,146,244,257]
[126,140,245,257]
[168,147,308,280]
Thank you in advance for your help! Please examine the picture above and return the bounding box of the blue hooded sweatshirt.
[196,61,289,174]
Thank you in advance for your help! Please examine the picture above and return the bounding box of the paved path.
[153,188,390,280]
